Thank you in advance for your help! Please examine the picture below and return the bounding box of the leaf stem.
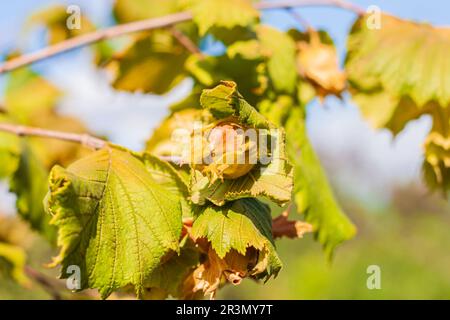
[0,0,364,74]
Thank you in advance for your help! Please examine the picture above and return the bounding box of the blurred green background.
[219,186,450,299]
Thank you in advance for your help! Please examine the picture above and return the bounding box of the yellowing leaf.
[347,14,450,107]
[26,5,112,64]
[347,14,450,192]
[0,242,30,286]
[27,5,96,43]
[46,147,183,298]
[422,106,450,193]
[192,0,259,36]
[5,68,60,124]
[107,32,189,94]
[183,246,254,299]
[296,30,346,99]
[113,0,180,23]
[423,131,450,192]
[0,117,20,179]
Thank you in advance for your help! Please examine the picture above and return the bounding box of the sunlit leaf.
[5,68,60,124]
[200,80,270,129]
[294,29,346,99]
[46,147,183,298]
[187,198,281,297]
[285,109,356,258]
[347,14,450,107]
[256,25,297,94]
[347,14,450,192]
[107,32,190,94]
[192,0,259,36]
[0,242,30,286]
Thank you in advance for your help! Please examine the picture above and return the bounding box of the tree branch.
[0,122,107,149]
[24,266,63,300]
[0,11,192,74]
[0,122,184,165]
[0,0,364,74]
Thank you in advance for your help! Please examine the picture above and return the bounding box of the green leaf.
[256,25,297,94]
[192,0,259,36]
[144,238,199,298]
[200,80,271,129]
[5,68,60,124]
[191,198,282,278]
[11,141,57,243]
[46,147,183,298]
[107,32,189,94]
[285,108,356,258]
[0,242,30,286]
[0,118,20,179]
[140,152,193,217]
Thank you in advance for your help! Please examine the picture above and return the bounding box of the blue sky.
[0,0,447,212]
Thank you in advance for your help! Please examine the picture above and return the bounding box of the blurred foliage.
[346,14,450,193]
[219,189,450,299]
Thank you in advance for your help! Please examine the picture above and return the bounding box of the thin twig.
[256,0,365,14]
[286,8,312,30]
[0,0,364,74]
[24,266,63,300]
[0,11,192,74]
[169,26,204,57]
[0,122,183,164]
[0,123,107,149]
